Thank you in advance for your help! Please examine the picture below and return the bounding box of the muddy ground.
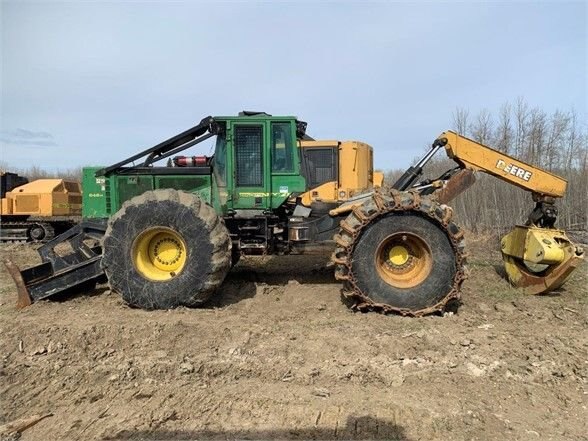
[0,236,586,441]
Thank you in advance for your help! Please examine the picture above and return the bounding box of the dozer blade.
[4,259,33,308]
[3,220,107,308]
[501,226,584,294]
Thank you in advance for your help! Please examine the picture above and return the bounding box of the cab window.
[214,130,227,186]
[271,122,294,173]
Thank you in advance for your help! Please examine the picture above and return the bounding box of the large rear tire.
[102,189,231,309]
[333,190,466,316]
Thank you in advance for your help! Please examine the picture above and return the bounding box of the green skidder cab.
[8,111,470,316]
[82,113,309,219]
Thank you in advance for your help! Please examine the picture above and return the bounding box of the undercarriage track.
[332,189,467,316]
[0,221,56,243]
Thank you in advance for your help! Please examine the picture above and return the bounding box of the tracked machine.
[4,113,583,315]
[0,172,82,242]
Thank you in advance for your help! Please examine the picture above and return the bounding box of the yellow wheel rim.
[132,228,187,281]
[375,233,433,289]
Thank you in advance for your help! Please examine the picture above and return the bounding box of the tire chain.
[331,188,467,317]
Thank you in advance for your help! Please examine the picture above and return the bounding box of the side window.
[234,125,263,187]
[214,130,227,186]
[271,122,294,173]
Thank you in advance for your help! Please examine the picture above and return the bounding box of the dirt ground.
[0,235,587,441]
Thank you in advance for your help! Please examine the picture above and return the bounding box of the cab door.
[231,121,270,210]
[269,121,305,209]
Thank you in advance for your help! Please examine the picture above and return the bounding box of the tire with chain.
[332,189,466,316]
[102,189,231,309]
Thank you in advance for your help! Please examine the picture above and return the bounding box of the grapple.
[501,226,584,294]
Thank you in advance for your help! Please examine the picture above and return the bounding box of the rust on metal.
[3,259,33,309]
[436,169,477,204]
[504,252,584,295]
[372,191,387,211]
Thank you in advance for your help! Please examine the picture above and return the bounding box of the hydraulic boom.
[426,131,583,293]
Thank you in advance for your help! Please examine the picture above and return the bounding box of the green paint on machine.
[81,114,307,219]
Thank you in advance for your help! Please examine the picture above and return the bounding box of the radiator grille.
[304,148,337,187]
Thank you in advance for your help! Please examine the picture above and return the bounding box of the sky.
[1,1,586,171]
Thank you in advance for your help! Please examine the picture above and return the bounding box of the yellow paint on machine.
[500,225,583,294]
[132,227,187,281]
[1,179,82,217]
[298,140,380,206]
[501,226,566,265]
[439,131,567,197]
[300,181,338,206]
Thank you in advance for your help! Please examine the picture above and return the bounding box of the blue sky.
[1,1,586,171]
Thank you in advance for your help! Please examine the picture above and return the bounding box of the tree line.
[0,163,82,182]
[386,98,587,233]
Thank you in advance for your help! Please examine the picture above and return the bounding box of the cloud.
[0,128,57,147]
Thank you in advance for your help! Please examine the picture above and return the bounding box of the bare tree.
[390,99,588,233]
[495,103,513,154]
[526,107,547,164]
[470,109,493,145]
[514,97,529,158]
[452,107,469,135]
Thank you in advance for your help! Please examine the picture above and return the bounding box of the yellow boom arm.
[433,131,583,295]
[438,131,567,198]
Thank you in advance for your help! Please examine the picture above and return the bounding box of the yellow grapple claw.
[501,226,584,294]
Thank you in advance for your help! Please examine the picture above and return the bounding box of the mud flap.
[3,220,107,308]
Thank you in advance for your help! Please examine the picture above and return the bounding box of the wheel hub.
[133,228,187,281]
[150,237,183,268]
[375,232,433,289]
[388,245,410,266]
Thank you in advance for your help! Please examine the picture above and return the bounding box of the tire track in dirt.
[0,245,587,440]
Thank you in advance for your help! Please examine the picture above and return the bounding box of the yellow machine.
[297,140,383,206]
[333,130,583,299]
[0,173,82,242]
